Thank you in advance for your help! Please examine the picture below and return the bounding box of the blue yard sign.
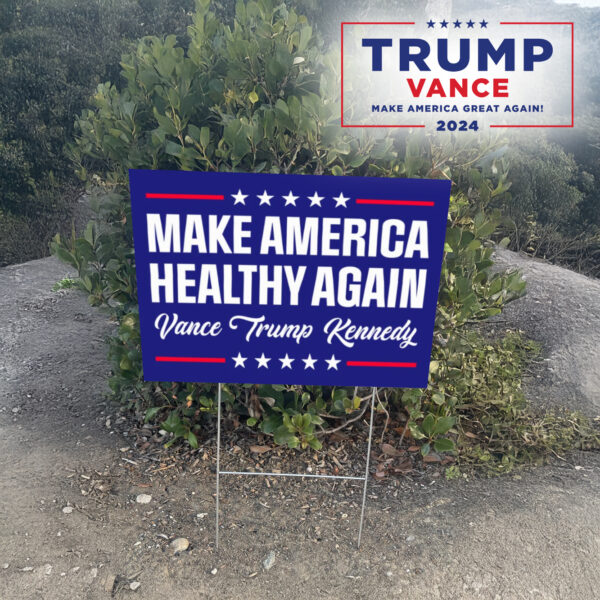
[129,170,450,388]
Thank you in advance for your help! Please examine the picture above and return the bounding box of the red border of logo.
[340,21,574,129]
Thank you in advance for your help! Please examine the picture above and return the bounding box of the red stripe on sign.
[347,361,417,368]
[356,199,435,206]
[155,356,226,363]
[146,193,224,200]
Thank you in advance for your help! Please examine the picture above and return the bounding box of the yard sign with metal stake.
[128,169,451,550]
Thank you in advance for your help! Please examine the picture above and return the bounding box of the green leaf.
[433,416,456,436]
[162,411,181,433]
[421,413,435,437]
[431,392,445,406]
[53,246,77,268]
[273,425,299,448]
[145,406,162,422]
[200,126,210,148]
[275,98,289,115]
[187,431,199,449]
[260,414,282,434]
[153,108,178,136]
[408,422,426,440]
[308,437,322,451]
[165,140,182,156]
[298,25,312,51]
[433,438,455,453]
[119,356,132,371]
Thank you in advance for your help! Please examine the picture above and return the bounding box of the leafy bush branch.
[53,0,538,462]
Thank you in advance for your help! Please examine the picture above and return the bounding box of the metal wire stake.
[357,386,376,549]
[215,382,222,551]
[215,384,376,550]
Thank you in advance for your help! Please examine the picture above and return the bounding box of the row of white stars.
[232,352,341,370]
[232,189,350,208]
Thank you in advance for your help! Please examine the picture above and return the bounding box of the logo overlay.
[341,19,573,129]
[129,170,451,388]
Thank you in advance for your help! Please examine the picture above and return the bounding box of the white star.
[282,190,299,206]
[325,354,341,370]
[232,352,247,368]
[333,192,350,208]
[232,189,247,205]
[308,191,324,207]
[255,353,271,369]
[302,354,317,370]
[257,189,273,205]
[279,353,294,369]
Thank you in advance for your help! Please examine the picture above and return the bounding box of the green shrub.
[494,135,600,276]
[0,0,196,265]
[53,0,527,457]
[498,138,582,236]
[0,186,77,266]
[452,332,599,476]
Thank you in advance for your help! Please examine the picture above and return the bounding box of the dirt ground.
[1,253,599,600]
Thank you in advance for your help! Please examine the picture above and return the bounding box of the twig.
[397,422,408,448]
[316,400,370,437]
[377,389,390,445]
